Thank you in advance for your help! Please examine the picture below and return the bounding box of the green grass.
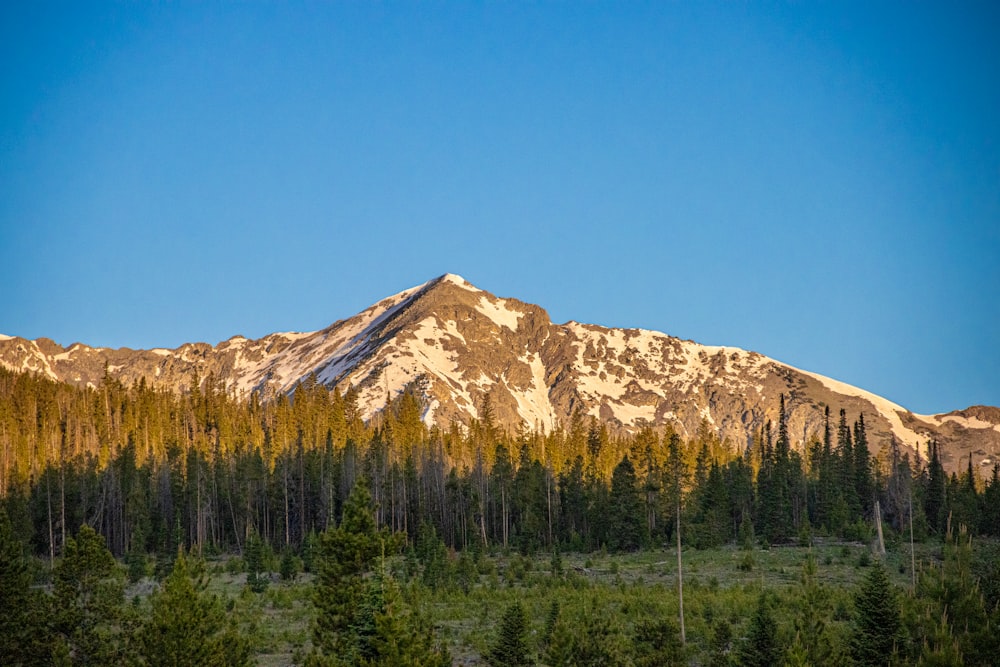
[128,540,940,666]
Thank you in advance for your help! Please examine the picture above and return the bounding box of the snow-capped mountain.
[2,274,998,471]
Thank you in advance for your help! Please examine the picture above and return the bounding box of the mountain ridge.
[2,273,998,472]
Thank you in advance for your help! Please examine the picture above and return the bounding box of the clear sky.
[1,2,997,415]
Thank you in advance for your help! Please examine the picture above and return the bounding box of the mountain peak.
[437,272,473,288]
[1,276,997,472]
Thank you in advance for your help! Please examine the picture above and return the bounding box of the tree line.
[1,366,999,565]
[4,475,1000,666]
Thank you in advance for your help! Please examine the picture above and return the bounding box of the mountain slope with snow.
[2,274,997,471]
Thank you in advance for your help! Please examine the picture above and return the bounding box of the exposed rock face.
[2,274,998,471]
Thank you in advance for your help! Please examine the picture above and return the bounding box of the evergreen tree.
[632,617,684,666]
[353,571,451,667]
[911,528,1000,665]
[607,454,646,551]
[924,441,946,535]
[0,508,51,665]
[761,395,795,543]
[311,477,384,656]
[542,615,575,667]
[736,593,780,667]
[279,547,299,581]
[836,409,860,524]
[51,524,125,665]
[309,478,406,665]
[707,619,733,667]
[791,552,841,665]
[132,549,250,667]
[543,598,628,666]
[691,460,731,548]
[540,600,560,652]
[915,611,964,667]
[982,464,1000,536]
[853,414,874,516]
[557,455,587,547]
[814,405,836,530]
[415,521,449,591]
[244,525,268,593]
[951,455,979,534]
[487,601,532,667]
[851,561,901,666]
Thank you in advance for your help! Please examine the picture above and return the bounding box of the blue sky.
[1,2,997,415]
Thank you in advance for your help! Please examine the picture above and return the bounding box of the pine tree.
[924,441,946,535]
[542,615,576,667]
[913,528,1000,665]
[133,549,250,667]
[837,409,860,523]
[707,619,733,667]
[916,611,964,666]
[853,414,874,516]
[353,571,451,667]
[850,561,901,666]
[51,524,125,665]
[815,405,836,530]
[791,552,841,665]
[632,617,684,666]
[487,601,532,667]
[244,525,268,593]
[608,454,646,551]
[0,508,51,665]
[309,478,403,664]
[982,464,1000,536]
[736,593,780,667]
[540,600,560,651]
[761,395,794,543]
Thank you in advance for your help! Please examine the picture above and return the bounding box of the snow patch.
[475,296,523,332]
[916,413,1000,434]
[788,364,929,452]
[611,401,657,425]
[700,405,715,425]
[508,353,557,432]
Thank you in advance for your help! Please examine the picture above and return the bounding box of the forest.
[2,366,1000,665]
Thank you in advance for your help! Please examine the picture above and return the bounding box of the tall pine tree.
[608,455,646,551]
[850,561,901,666]
[133,549,250,667]
[487,601,532,667]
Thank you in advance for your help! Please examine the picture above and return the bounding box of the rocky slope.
[2,274,998,471]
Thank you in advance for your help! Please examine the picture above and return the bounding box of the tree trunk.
[677,495,685,644]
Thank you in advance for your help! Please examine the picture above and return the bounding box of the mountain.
[2,273,998,472]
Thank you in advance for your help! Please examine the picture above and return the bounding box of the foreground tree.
[851,560,901,666]
[309,478,391,662]
[543,598,629,666]
[354,572,451,667]
[132,549,250,667]
[51,524,125,665]
[308,478,447,666]
[0,509,50,665]
[736,593,780,667]
[632,617,684,666]
[487,601,532,667]
[909,529,1000,665]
